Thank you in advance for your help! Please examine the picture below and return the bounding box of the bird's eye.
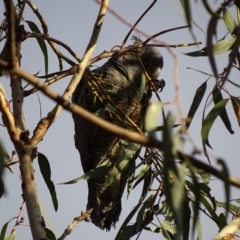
[147,67,161,79]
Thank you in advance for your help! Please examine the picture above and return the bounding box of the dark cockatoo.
[72,37,164,231]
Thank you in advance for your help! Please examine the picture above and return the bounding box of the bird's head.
[132,36,164,79]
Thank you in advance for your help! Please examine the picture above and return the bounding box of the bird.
[72,36,164,231]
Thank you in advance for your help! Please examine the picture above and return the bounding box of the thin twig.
[121,0,157,49]
[26,32,81,63]
[24,66,77,97]
[16,0,27,27]
[10,201,25,235]
[58,209,93,240]
[26,0,72,69]
[148,42,202,48]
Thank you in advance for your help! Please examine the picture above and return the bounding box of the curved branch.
[6,64,240,189]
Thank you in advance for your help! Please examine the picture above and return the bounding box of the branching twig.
[30,0,109,147]
[26,32,81,63]
[24,66,77,97]
[26,0,73,69]
[10,201,25,236]
[58,209,93,240]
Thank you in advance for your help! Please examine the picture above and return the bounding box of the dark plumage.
[72,37,164,231]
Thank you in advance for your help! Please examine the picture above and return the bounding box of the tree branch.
[3,63,240,189]
[30,0,109,147]
[58,209,93,240]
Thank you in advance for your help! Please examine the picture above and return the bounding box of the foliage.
[0,1,240,240]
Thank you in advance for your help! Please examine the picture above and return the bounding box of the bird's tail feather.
[87,179,122,231]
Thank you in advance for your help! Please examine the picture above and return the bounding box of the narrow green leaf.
[196,216,202,240]
[115,204,141,240]
[200,195,218,224]
[45,228,56,240]
[179,0,203,32]
[139,167,152,202]
[179,0,192,28]
[145,102,163,139]
[4,233,15,240]
[198,183,211,195]
[171,165,186,233]
[59,163,112,184]
[136,194,157,232]
[163,113,178,176]
[115,142,140,172]
[139,74,147,100]
[100,167,119,188]
[230,96,240,126]
[162,219,176,239]
[216,202,238,213]
[198,170,211,184]
[186,177,200,237]
[217,159,230,221]
[201,99,229,148]
[116,225,136,240]
[101,141,140,188]
[0,220,10,240]
[223,8,238,36]
[192,174,201,232]
[202,0,221,18]
[132,163,151,186]
[212,88,234,134]
[184,38,236,57]
[184,81,207,131]
[25,21,48,75]
[217,213,227,230]
[182,199,191,240]
[38,152,58,211]
[126,159,135,199]
[227,78,240,88]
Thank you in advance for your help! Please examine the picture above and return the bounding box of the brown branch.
[148,42,202,48]
[24,66,77,97]
[142,26,190,45]
[17,144,46,239]
[10,201,25,235]
[30,0,109,147]
[4,64,240,189]
[26,32,81,63]
[3,0,16,68]
[94,0,155,41]
[58,209,93,240]
[0,87,17,141]
[26,0,73,69]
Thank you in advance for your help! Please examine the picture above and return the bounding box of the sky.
[1,0,240,239]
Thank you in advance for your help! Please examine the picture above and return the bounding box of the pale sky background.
[1,1,240,239]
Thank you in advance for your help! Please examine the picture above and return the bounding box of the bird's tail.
[87,178,122,231]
